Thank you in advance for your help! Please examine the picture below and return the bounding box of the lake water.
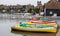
[0,19,60,36]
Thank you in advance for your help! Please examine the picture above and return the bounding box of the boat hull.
[11,24,57,33]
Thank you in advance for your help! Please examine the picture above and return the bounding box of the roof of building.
[45,0,60,9]
[0,5,23,9]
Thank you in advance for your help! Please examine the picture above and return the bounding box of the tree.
[28,8,32,13]
[34,8,39,13]
[28,7,40,13]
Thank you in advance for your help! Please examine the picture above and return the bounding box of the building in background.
[0,5,23,13]
[0,4,34,13]
[44,0,60,16]
[37,0,60,16]
[37,1,44,16]
[0,0,60,16]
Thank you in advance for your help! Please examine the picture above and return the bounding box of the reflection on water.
[11,30,56,36]
[0,19,59,36]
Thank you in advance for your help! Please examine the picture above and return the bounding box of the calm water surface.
[0,19,60,36]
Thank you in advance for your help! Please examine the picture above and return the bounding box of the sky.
[0,0,50,6]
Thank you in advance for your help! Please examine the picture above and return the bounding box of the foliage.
[34,8,39,13]
[28,7,39,13]
[28,8,32,13]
